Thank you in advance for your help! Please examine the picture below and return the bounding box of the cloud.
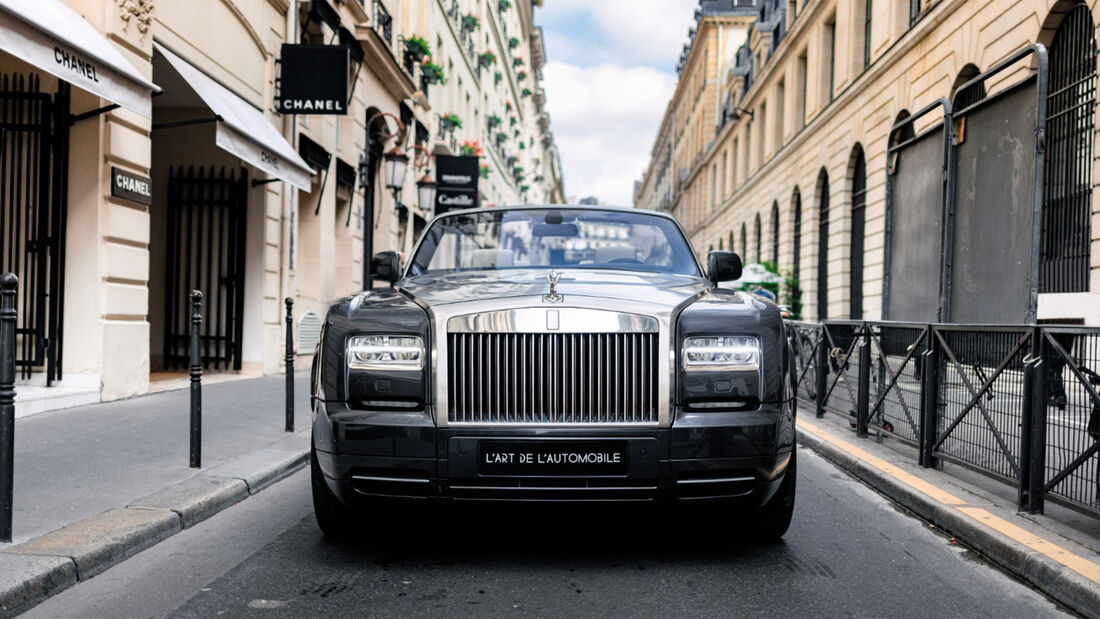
[538,0,698,70]
[535,1,696,205]
[543,62,677,205]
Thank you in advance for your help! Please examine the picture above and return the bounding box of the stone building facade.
[635,0,1100,325]
[0,0,564,415]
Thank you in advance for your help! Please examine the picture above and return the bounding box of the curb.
[0,443,309,617]
[797,426,1100,619]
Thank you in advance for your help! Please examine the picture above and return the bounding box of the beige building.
[0,0,564,415]
[636,0,1100,325]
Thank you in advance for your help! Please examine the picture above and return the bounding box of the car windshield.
[408,208,700,276]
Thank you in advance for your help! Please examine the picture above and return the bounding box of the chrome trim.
[447,308,659,333]
[351,475,431,484]
[676,476,755,485]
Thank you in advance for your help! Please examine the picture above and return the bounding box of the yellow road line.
[800,417,1100,586]
[800,419,966,505]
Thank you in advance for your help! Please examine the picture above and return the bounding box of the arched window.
[718,236,724,251]
[728,231,735,255]
[740,223,747,259]
[816,168,830,320]
[753,213,762,263]
[849,146,866,319]
[951,63,985,109]
[1042,2,1096,293]
[770,201,780,265]
[792,187,802,280]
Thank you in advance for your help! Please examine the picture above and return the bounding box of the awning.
[154,42,313,190]
[0,0,158,117]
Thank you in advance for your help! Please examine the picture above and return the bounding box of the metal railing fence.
[788,320,1100,518]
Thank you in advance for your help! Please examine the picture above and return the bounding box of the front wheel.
[753,448,797,540]
[311,443,358,540]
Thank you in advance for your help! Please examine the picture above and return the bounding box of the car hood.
[398,269,711,309]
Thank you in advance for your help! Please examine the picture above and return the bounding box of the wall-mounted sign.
[111,167,152,206]
[275,44,349,115]
[434,155,479,215]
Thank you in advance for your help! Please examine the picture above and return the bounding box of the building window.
[816,168,830,320]
[731,137,740,186]
[849,146,866,319]
[729,231,735,255]
[754,213,762,263]
[797,51,808,130]
[771,201,780,265]
[740,222,748,258]
[1042,3,1096,293]
[863,0,873,69]
[825,17,836,102]
[757,103,767,165]
[951,64,985,110]
[792,187,802,280]
[720,151,727,199]
[909,0,921,27]
[776,78,786,146]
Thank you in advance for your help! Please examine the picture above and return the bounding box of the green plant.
[521,87,532,98]
[519,142,526,150]
[494,71,503,85]
[509,115,517,126]
[480,164,491,179]
[462,13,480,31]
[421,59,445,84]
[487,114,502,128]
[782,271,803,319]
[508,36,520,49]
[405,36,430,60]
[479,51,496,67]
[517,70,528,81]
[521,184,531,193]
[498,0,511,11]
[441,113,462,130]
[513,56,525,67]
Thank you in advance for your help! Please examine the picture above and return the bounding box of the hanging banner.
[275,44,349,115]
[435,155,480,215]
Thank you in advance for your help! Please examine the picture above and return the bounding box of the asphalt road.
[28,447,1065,618]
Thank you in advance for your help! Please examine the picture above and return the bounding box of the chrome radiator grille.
[447,332,659,424]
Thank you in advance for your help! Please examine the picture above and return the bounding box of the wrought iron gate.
[0,74,69,382]
[162,166,247,371]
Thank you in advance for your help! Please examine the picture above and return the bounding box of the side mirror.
[706,251,742,285]
[370,251,402,286]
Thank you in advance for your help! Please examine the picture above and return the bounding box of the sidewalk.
[0,372,312,615]
[797,405,1100,617]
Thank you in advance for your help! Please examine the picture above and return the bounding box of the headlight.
[682,336,760,372]
[347,335,424,371]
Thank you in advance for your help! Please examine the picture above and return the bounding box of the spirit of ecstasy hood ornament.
[543,270,563,303]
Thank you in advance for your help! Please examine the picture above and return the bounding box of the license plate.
[477,441,629,476]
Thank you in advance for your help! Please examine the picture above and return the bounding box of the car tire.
[311,442,357,540]
[753,448,797,540]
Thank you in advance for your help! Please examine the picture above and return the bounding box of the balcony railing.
[372,0,393,47]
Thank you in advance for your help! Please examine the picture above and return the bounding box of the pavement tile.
[7,508,180,580]
[0,553,76,616]
[128,476,249,528]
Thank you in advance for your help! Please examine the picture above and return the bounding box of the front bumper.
[313,404,794,504]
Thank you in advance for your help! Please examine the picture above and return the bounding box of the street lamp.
[383,146,409,192]
[417,172,437,211]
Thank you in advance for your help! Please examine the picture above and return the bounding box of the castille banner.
[434,155,480,215]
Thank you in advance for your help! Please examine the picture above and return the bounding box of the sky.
[534,0,698,206]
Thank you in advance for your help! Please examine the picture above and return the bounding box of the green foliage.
[405,36,430,59]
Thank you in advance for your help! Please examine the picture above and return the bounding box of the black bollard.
[285,297,294,433]
[0,273,17,543]
[189,290,203,468]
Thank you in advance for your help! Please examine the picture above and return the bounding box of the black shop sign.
[111,167,152,206]
[434,155,479,215]
[276,44,349,115]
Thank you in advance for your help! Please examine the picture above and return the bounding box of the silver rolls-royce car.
[310,206,796,539]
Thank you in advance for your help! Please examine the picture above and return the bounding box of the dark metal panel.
[885,124,944,321]
[950,79,1039,323]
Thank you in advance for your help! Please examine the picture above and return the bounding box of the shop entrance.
[160,166,248,371]
[0,73,69,383]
